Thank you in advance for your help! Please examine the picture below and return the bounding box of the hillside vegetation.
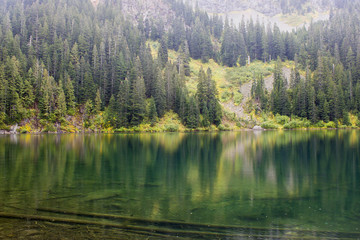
[1,0,360,133]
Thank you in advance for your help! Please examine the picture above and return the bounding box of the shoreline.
[0,127,359,135]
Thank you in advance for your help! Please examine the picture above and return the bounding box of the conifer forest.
[1,0,360,132]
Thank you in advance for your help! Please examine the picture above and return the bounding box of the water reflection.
[0,131,359,234]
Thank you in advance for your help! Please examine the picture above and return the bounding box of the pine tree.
[64,76,76,115]
[105,95,117,127]
[39,69,51,118]
[154,71,166,117]
[158,36,168,67]
[85,99,94,120]
[117,79,130,127]
[5,56,24,122]
[238,31,247,66]
[0,65,7,124]
[129,77,146,126]
[271,58,290,116]
[343,111,351,126]
[148,97,158,126]
[317,91,329,122]
[186,96,200,128]
[55,81,67,119]
[94,89,101,114]
[221,18,238,67]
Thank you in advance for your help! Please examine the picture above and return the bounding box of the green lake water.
[0,131,359,239]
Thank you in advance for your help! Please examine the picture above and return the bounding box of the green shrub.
[221,90,232,102]
[132,126,141,132]
[60,117,68,125]
[20,128,28,134]
[42,123,56,133]
[284,120,302,129]
[261,121,279,129]
[275,114,290,125]
[314,121,325,128]
[39,119,47,127]
[164,124,179,132]
[325,121,336,129]
[233,92,244,106]
[218,124,229,131]
[114,127,128,133]
[224,109,237,121]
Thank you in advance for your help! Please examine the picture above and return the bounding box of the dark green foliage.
[129,77,146,126]
[189,18,213,62]
[158,37,169,67]
[55,81,67,119]
[64,77,76,115]
[251,74,268,111]
[271,59,290,116]
[105,95,117,127]
[221,18,240,67]
[148,97,158,126]
[94,89,102,115]
[154,72,166,117]
[196,68,222,126]
[186,96,200,129]
[0,0,360,129]
[343,111,351,126]
[117,79,130,128]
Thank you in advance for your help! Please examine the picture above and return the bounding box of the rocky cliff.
[91,0,174,26]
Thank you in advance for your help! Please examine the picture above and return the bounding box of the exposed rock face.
[90,0,174,27]
[120,0,174,26]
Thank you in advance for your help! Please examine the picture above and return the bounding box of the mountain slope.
[185,0,334,16]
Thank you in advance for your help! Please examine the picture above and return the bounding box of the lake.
[0,131,359,239]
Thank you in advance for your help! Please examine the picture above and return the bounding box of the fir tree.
[158,36,168,67]
[105,95,117,127]
[64,77,76,115]
[186,96,200,128]
[148,97,158,126]
[117,79,130,127]
[55,81,67,119]
[94,89,102,114]
[129,77,146,126]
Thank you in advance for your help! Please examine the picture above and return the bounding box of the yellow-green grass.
[276,11,329,27]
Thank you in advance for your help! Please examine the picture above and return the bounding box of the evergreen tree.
[186,96,200,128]
[148,97,158,126]
[271,58,290,116]
[117,79,130,127]
[94,89,102,114]
[105,95,117,127]
[55,81,67,119]
[343,111,351,126]
[0,65,7,122]
[64,76,76,115]
[129,77,146,126]
[39,69,51,118]
[221,18,239,67]
[158,36,168,67]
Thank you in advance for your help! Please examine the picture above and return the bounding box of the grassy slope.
[148,40,360,130]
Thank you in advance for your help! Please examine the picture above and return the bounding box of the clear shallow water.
[0,131,359,238]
